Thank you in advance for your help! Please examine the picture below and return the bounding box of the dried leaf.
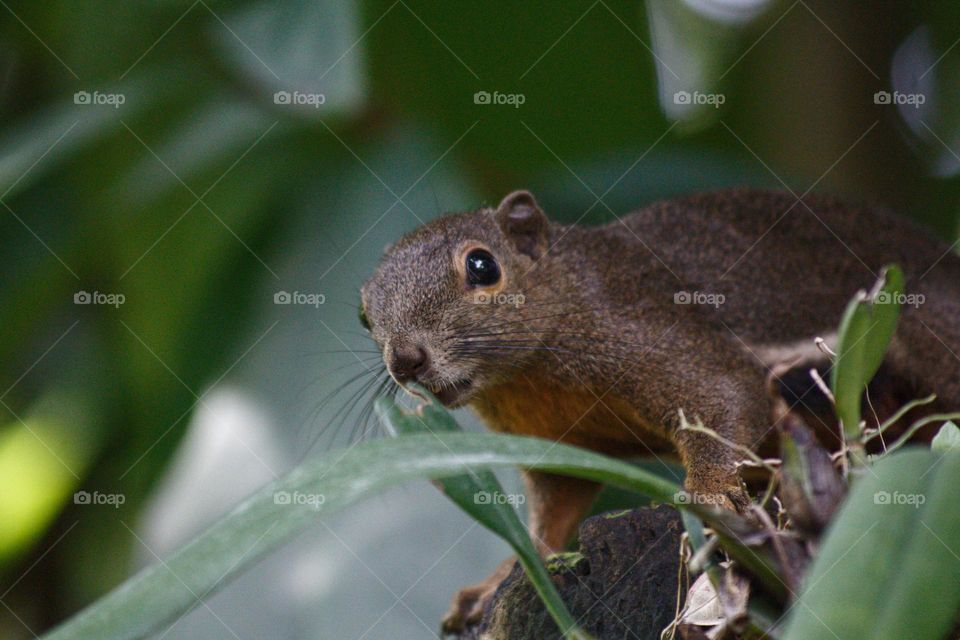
[778,413,845,533]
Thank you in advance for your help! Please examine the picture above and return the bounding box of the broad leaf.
[782,448,960,640]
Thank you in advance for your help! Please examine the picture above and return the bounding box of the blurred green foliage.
[1,0,959,636]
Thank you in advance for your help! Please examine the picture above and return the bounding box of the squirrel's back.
[562,188,960,345]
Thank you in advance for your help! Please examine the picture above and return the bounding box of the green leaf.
[782,448,960,640]
[0,67,186,200]
[40,432,679,640]
[40,394,783,640]
[378,392,591,638]
[115,99,281,204]
[931,421,960,455]
[378,394,539,544]
[0,105,120,200]
[879,413,960,458]
[213,0,366,119]
[40,413,782,640]
[646,0,775,132]
[831,265,905,443]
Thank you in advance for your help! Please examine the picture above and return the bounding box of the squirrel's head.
[360,190,551,407]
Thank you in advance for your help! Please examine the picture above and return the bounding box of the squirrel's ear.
[494,190,547,259]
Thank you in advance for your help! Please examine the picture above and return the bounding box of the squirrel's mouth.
[429,378,473,407]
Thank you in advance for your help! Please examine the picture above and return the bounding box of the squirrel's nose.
[390,344,430,382]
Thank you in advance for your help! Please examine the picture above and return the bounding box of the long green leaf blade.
[377,395,590,638]
[831,265,904,444]
[38,433,677,640]
[42,426,783,640]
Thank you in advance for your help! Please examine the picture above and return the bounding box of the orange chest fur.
[471,375,672,456]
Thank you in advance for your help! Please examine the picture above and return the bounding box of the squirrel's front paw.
[440,558,514,634]
[684,472,751,513]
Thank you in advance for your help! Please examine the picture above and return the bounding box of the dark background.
[1,1,958,638]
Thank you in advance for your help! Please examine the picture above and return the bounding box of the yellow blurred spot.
[0,419,84,563]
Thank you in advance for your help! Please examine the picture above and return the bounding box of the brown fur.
[474,375,673,455]
[359,187,960,630]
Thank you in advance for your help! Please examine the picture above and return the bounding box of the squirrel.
[359,187,960,632]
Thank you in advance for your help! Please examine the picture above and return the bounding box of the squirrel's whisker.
[324,370,388,449]
[299,366,388,455]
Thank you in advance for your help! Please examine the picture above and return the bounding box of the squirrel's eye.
[465,249,500,286]
[358,305,371,331]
